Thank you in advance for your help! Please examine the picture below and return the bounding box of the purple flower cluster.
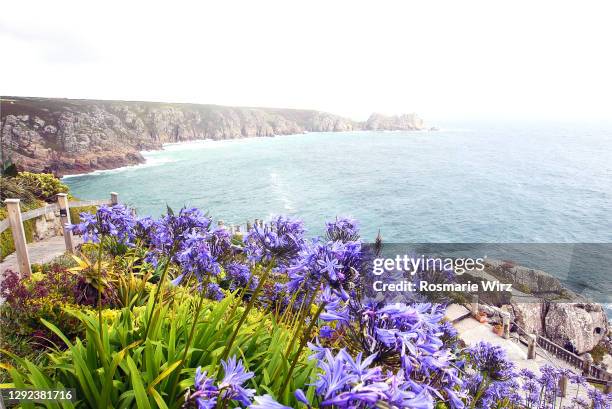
[298,346,460,409]
[287,239,363,295]
[146,207,212,264]
[243,216,306,265]
[223,262,257,292]
[69,204,135,244]
[463,344,611,409]
[172,232,221,287]
[313,300,464,408]
[325,217,360,242]
[185,356,289,409]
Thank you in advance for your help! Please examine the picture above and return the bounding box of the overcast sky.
[1,0,611,121]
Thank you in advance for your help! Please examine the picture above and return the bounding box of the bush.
[0,176,38,203]
[15,172,69,202]
[3,291,315,409]
[0,264,114,346]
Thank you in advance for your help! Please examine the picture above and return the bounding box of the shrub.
[0,265,115,345]
[15,172,69,202]
[3,292,315,408]
[0,175,38,203]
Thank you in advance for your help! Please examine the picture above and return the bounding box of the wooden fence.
[1,192,118,276]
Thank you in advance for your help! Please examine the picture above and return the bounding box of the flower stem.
[284,288,318,357]
[143,256,173,339]
[170,287,206,401]
[96,238,104,335]
[219,264,272,363]
[279,301,327,395]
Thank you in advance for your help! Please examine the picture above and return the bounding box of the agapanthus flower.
[174,233,221,285]
[243,216,306,265]
[294,389,310,406]
[224,262,255,291]
[286,239,362,295]
[326,217,360,242]
[205,282,224,300]
[219,356,255,407]
[248,395,291,409]
[466,342,515,381]
[146,207,212,264]
[588,387,612,409]
[208,227,233,260]
[183,367,219,409]
[69,204,136,244]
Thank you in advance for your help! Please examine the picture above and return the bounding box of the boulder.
[544,303,609,354]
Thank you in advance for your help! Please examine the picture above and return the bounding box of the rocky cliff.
[479,261,610,354]
[1,97,426,176]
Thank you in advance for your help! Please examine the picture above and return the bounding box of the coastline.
[60,129,433,179]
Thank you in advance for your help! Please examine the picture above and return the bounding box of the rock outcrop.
[364,113,425,131]
[479,262,610,354]
[1,97,426,176]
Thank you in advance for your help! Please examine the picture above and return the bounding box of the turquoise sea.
[64,121,612,243]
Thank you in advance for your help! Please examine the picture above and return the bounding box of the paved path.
[0,235,83,274]
[444,303,471,322]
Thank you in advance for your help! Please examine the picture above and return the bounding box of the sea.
[63,120,612,312]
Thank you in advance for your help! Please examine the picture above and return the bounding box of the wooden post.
[501,312,511,339]
[558,375,568,397]
[56,193,75,254]
[4,199,32,276]
[110,192,119,205]
[527,333,537,359]
[471,295,479,317]
[583,353,593,377]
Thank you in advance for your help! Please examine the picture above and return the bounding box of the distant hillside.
[0,97,425,176]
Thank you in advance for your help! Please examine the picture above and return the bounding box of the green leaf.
[126,355,151,409]
[147,360,182,393]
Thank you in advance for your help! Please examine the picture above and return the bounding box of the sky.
[1,0,611,122]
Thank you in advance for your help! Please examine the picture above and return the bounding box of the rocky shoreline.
[467,260,611,360]
[1,96,427,176]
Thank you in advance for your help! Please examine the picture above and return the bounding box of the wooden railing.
[1,193,118,276]
[0,199,113,235]
[536,335,585,368]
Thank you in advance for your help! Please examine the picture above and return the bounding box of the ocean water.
[64,121,612,243]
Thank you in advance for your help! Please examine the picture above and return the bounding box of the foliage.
[15,172,69,202]
[0,266,97,343]
[0,175,39,203]
[2,291,315,409]
[1,206,611,409]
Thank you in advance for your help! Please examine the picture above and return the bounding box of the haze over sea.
[64,120,612,242]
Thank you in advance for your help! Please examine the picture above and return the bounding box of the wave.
[61,156,177,179]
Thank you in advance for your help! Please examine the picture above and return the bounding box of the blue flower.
[326,217,360,242]
[69,204,136,244]
[248,395,291,409]
[244,216,306,265]
[219,356,255,407]
[185,367,219,409]
[294,389,310,406]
